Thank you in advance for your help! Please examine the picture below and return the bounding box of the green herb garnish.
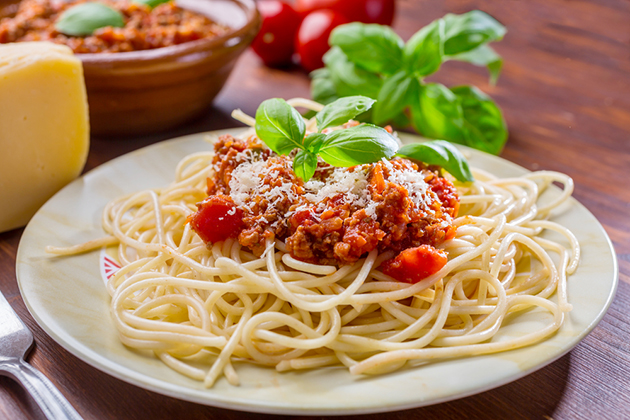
[253,96,474,183]
[397,140,474,183]
[55,2,124,36]
[255,97,397,182]
[131,0,171,8]
[312,11,508,155]
[255,98,306,155]
[315,96,375,131]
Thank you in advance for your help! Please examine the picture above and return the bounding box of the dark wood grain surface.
[2,0,630,418]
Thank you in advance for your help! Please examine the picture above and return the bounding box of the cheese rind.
[0,42,89,232]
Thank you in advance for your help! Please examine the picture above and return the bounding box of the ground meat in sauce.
[200,134,459,266]
[0,0,229,53]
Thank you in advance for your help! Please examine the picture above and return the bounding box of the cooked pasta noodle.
[47,112,579,387]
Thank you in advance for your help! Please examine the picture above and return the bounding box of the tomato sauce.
[190,134,460,282]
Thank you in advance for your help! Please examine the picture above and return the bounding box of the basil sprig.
[253,96,474,183]
[254,97,397,181]
[397,140,474,183]
[55,2,124,36]
[313,11,508,155]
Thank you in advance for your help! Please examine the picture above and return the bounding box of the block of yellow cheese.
[0,42,89,233]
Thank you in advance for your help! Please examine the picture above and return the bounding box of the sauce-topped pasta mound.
[190,132,459,283]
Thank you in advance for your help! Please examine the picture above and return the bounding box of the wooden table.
[2,0,629,418]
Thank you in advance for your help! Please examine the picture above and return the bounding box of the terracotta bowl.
[1,0,260,136]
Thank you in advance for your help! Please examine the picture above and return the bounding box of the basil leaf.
[255,98,306,155]
[293,150,318,182]
[132,0,170,7]
[303,133,326,154]
[55,2,124,36]
[397,140,474,183]
[391,112,410,128]
[448,44,502,85]
[323,47,383,99]
[442,11,506,56]
[451,85,508,155]
[329,23,404,75]
[310,68,339,105]
[318,124,398,167]
[373,71,418,125]
[316,96,376,131]
[403,19,445,77]
[411,83,466,143]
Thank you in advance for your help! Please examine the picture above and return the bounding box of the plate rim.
[15,130,619,415]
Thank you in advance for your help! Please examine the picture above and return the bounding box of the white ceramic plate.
[16,131,618,415]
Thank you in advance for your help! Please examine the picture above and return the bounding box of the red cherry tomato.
[381,245,448,284]
[250,1,302,67]
[189,195,244,244]
[295,9,349,72]
[294,0,395,26]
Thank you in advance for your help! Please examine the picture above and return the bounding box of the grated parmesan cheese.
[224,144,436,223]
[228,151,297,213]
[381,158,434,215]
[303,166,373,214]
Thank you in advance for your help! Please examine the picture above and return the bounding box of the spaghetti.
[47,103,579,388]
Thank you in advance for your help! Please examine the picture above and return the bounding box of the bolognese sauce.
[191,133,460,283]
[0,0,229,53]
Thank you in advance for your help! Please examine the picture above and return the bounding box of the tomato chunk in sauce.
[381,245,448,284]
[189,195,243,244]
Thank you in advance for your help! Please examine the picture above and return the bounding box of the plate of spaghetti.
[17,99,617,415]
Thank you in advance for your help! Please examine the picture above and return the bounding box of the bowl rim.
[77,0,260,64]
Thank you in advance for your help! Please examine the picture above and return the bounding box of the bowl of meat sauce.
[0,0,260,136]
